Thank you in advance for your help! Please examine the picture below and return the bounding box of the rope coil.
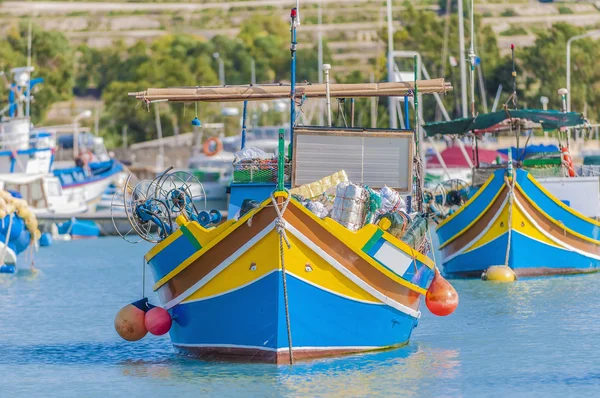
[270,191,294,365]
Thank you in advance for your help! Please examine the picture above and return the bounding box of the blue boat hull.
[437,169,600,278]
[170,271,417,362]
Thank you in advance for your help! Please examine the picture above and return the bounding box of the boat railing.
[577,165,600,177]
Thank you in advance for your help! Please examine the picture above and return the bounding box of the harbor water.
[1,238,599,397]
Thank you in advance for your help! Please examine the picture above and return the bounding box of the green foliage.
[500,9,518,17]
[500,25,528,36]
[558,6,574,15]
[522,24,600,121]
[5,9,598,148]
[0,23,74,123]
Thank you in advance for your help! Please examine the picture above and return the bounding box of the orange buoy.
[560,146,576,177]
[145,305,172,336]
[425,268,459,316]
[203,137,223,157]
[114,298,148,341]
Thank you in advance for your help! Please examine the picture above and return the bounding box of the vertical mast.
[511,44,517,109]
[458,0,468,118]
[280,7,298,191]
[317,0,324,125]
[289,7,298,160]
[386,0,397,128]
[468,0,476,117]
[26,17,33,118]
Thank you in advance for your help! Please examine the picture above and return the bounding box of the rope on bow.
[270,190,293,364]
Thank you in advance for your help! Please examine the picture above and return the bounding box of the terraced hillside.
[3,0,600,75]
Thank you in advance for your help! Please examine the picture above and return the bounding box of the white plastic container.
[331,182,369,231]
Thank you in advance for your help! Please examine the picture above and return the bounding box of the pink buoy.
[145,305,172,336]
[114,298,148,341]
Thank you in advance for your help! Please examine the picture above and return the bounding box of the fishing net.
[233,159,292,184]
[400,214,428,251]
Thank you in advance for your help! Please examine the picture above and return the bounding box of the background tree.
[1,23,74,123]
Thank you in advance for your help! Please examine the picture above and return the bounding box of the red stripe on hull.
[174,343,406,364]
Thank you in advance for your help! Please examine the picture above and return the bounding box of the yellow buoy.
[482,266,517,282]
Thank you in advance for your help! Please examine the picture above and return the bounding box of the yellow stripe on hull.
[511,198,563,248]
[463,200,508,254]
[460,190,563,255]
[183,230,279,303]
[182,229,380,304]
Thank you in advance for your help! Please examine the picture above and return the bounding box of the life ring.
[203,137,223,157]
[560,146,575,177]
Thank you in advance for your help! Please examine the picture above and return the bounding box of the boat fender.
[481,266,516,282]
[39,232,53,247]
[144,304,172,336]
[203,137,223,157]
[114,297,149,341]
[425,268,459,316]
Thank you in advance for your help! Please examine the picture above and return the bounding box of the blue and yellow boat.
[425,109,600,278]
[143,190,436,363]
[114,8,458,364]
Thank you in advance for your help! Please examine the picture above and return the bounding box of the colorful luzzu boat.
[143,190,436,363]
[112,8,458,364]
[425,109,599,278]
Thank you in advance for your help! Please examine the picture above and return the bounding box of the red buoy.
[426,268,459,316]
[114,298,148,341]
[145,305,172,336]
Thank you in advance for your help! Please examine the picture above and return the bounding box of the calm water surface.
[1,238,599,397]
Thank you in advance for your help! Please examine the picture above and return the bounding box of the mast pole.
[26,17,33,119]
[458,0,468,118]
[317,0,324,125]
[468,0,476,117]
[289,7,298,161]
[386,0,397,128]
[281,7,298,191]
[241,100,248,150]
[511,44,517,109]
[413,55,421,212]
[324,64,332,126]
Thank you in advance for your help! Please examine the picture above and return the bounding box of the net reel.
[111,168,222,244]
[424,179,469,220]
[111,175,174,243]
[154,169,221,227]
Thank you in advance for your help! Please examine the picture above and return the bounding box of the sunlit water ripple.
[1,238,599,397]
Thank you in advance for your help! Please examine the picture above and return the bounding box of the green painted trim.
[362,229,384,254]
[180,225,202,251]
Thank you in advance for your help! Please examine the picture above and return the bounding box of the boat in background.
[48,127,124,210]
[424,108,600,278]
[185,127,290,211]
[113,8,458,364]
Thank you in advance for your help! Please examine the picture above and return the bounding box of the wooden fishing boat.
[113,8,458,364]
[424,108,600,279]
